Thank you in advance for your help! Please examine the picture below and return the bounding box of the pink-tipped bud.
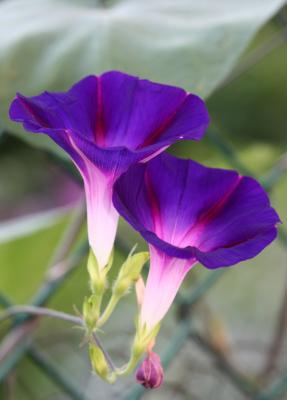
[135,351,163,389]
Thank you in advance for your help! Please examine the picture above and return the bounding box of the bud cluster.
[83,247,162,385]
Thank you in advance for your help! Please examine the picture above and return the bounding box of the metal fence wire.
[0,15,287,400]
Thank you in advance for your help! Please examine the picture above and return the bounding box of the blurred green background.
[0,1,287,399]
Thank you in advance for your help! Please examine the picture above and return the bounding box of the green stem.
[91,333,117,373]
[97,294,120,327]
[0,305,83,326]
[93,291,104,321]
[116,352,142,377]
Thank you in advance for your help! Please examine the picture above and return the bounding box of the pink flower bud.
[135,351,163,389]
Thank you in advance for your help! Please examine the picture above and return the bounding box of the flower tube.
[9,71,209,269]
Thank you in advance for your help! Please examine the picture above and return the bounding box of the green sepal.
[104,249,114,274]
[116,318,161,377]
[87,249,113,294]
[133,316,161,356]
[113,249,149,297]
[89,343,116,383]
[82,295,100,331]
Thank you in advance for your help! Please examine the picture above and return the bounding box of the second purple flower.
[113,153,280,330]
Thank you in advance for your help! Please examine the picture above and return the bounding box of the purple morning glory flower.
[9,71,209,269]
[113,153,280,329]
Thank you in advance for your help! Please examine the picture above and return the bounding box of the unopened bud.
[113,277,130,297]
[136,352,163,389]
[113,251,149,297]
[89,343,110,381]
[83,295,99,330]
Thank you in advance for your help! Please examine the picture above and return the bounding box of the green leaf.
[0,0,284,154]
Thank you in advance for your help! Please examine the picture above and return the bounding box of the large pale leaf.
[0,207,69,244]
[0,0,284,153]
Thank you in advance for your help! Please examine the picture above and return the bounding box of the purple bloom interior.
[113,153,280,269]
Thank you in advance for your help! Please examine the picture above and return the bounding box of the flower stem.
[116,352,142,377]
[92,332,117,374]
[93,291,104,321]
[0,306,83,326]
[97,294,120,327]
[0,305,117,380]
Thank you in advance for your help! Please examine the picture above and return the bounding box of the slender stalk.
[0,306,83,327]
[117,353,142,377]
[91,333,117,374]
[0,304,117,379]
[97,294,120,327]
[0,243,88,368]
[0,293,91,399]
[91,291,105,323]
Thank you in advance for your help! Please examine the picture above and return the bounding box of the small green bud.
[83,295,99,330]
[113,277,130,297]
[89,343,110,381]
[113,251,149,297]
[121,251,149,281]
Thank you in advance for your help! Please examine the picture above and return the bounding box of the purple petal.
[10,76,98,140]
[9,71,209,175]
[99,71,208,148]
[113,153,280,268]
[9,76,100,170]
